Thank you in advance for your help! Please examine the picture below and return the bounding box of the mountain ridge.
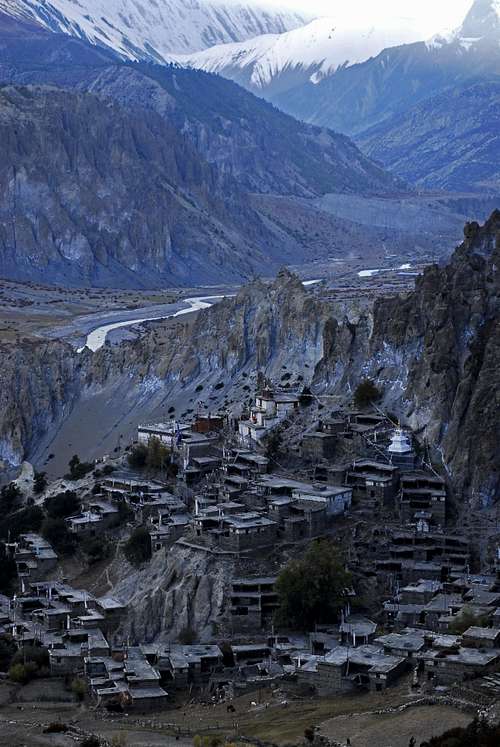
[0,0,306,59]
[180,16,423,97]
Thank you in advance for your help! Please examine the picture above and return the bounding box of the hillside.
[0,85,279,287]
[358,80,500,193]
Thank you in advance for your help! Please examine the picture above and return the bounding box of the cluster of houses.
[2,383,500,710]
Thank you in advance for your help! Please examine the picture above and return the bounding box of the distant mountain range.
[0,0,305,58]
[180,16,423,98]
[269,0,500,136]
[0,11,410,288]
[180,0,500,197]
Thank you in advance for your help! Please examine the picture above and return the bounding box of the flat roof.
[463,626,500,639]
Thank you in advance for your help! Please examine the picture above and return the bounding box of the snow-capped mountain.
[428,0,500,49]
[0,0,306,60]
[181,16,425,96]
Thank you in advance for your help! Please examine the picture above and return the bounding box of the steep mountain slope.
[2,214,499,506]
[181,16,422,97]
[271,0,500,136]
[107,63,401,198]
[358,80,500,193]
[0,85,280,287]
[0,0,305,59]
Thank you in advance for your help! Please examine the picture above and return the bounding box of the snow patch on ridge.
[181,16,424,89]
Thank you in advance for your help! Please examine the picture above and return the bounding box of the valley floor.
[0,678,476,747]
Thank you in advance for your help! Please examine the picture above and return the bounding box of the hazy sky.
[249,0,475,36]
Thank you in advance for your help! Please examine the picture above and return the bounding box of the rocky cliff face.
[315,212,500,504]
[112,543,231,643]
[0,85,283,287]
[2,217,498,503]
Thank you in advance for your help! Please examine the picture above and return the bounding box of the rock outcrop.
[113,543,232,643]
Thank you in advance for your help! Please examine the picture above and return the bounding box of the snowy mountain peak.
[0,0,306,59]
[460,0,500,37]
[427,0,500,51]
[181,15,425,94]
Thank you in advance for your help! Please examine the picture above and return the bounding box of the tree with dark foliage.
[276,540,351,630]
[124,527,152,567]
[0,542,17,594]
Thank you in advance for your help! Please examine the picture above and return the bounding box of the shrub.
[8,661,38,684]
[124,527,151,567]
[354,379,382,408]
[71,677,86,701]
[178,626,197,645]
[33,471,48,494]
[66,454,94,481]
[41,518,75,555]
